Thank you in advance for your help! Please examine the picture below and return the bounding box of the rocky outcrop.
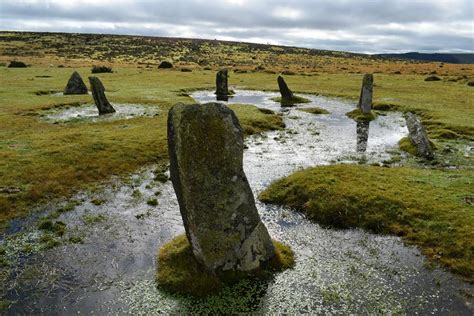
[404,112,434,159]
[358,74,373,113]
[64,71,88,95]
[215,69,230,97]
[277,76,294,100]
[88,76,116,115]
[167,102,275,273]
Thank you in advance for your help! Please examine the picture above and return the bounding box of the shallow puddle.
[0,90,472,314]
[42,103,160,122]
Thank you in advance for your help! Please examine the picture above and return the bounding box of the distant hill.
[376,52,474,64]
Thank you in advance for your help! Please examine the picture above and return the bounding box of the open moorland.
[0,31,473,313]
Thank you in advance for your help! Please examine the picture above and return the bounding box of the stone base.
[156,234,295,297]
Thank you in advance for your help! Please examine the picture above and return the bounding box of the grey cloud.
[0,0,472,53]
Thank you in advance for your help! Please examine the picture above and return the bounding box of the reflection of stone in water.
[216,95,229,101]
[356,121,370,152]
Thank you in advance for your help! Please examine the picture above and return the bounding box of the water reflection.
[356,121,370,152]
[216,95,231,102]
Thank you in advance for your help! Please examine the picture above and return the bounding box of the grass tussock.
[229,104,285,135]
[299,107,330,115]
[259,164,474,281]
[398,136,436,156]
[156,234,295,297]
[346,108,377,122]
[271,96,311,107]
[91,65,113,73]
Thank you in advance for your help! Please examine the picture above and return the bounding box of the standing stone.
[358,74,373,113]
[215,69,230,97]
[277,75,294,100]
[356,121,370,152]
[168,102,275,273]
[89,76,116,115]
[64,71,88,95]
[404,113,434,159]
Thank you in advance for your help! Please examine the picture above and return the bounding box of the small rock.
[8,61,27,68]
[424,75,441,82]
[91,65,113,73]
[158,61,173,69]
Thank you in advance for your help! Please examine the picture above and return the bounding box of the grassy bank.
[258,164,474,281]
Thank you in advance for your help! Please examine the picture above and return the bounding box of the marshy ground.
[0,32,473,313]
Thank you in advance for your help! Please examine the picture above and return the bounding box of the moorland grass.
[156,234,294,297]
[0,67,473,231]
[258,165,474,281]
[0,68,283,229]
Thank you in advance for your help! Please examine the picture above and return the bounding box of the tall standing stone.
[277,75,294,100]
[215,69,230,97]
[64,71,88,95]
[358,74,373,113]
[89,76,116,115]
[168,102,275,273]
[404,112,434,159]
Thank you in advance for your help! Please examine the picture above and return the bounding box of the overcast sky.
[1,0,473,54]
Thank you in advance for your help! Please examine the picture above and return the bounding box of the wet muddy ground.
[42,103,160,123]
[1,90,472,314]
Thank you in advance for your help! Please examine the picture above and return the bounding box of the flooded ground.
[1,90,472,314]
[42,103,160,123]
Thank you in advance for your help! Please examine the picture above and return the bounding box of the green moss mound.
[258,164,474,281]
[399,137,436,156]
[398,137,418,156]
[346,108,377,122]
[299,107,330,115]
[271,95,311,107]
[229,104,285,135]
[156,234,295,297]
[372,102,399,111]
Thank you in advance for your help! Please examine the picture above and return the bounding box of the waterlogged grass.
[0,66,472,230]
[0,68,282,228]
[259,165,474,281]
[156,234,294,297]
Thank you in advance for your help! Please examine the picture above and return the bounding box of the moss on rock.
[398,137,418,156]
[346,108,377,122]
[156,234,295,297]
[399,136,436,156]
